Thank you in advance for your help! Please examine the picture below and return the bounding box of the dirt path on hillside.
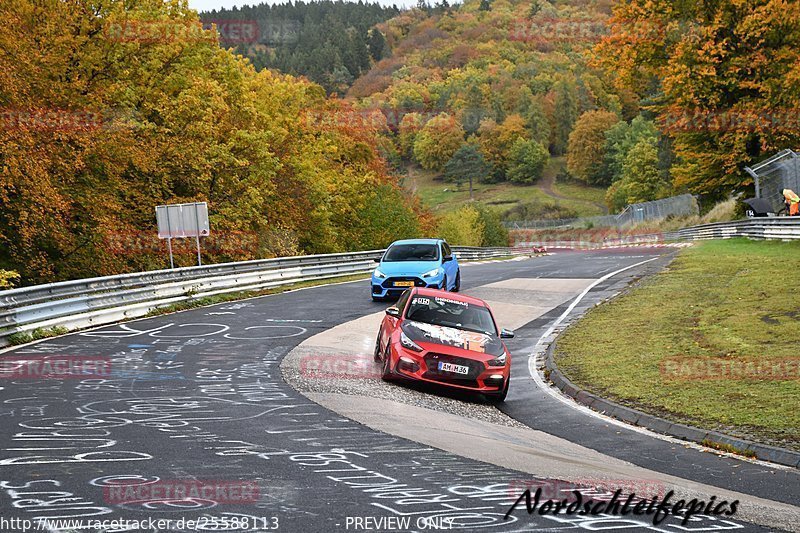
[537,172,609,214]
[404,165,420,195]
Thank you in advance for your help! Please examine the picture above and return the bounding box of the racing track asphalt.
[0,248,796,533]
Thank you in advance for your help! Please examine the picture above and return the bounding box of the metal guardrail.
[661,218,800,242]
[514,218,800,249]
[0,246,527,346]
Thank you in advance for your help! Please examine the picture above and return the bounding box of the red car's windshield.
[405,294,496,336]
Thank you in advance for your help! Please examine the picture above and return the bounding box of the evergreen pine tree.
[367,29,386,61]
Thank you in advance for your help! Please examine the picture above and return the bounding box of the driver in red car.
[374,287,514,401]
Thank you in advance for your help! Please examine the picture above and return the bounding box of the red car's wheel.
[373,331,382,362]
[381,343,394,381]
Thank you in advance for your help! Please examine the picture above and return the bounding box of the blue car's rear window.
[383,244,440,262]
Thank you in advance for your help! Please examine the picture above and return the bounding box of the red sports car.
[374,287,514,401]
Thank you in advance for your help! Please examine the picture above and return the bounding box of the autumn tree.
[605,140,671,212]
[437,205,484,246]
[567,110,621,184]
[346,0,631,198]
[507,139,549,184]
[436,203,508,246]
[527,0,541,19]
[398,112,427,158]
[0,270,20,289]
[472,204,509,246]
[389,81,430,110]
[476,114,527,181]
[413,113,465,170]
[348,185,421,249]
[599,117,659,185]
[595,0,800,198]
[0,0,427,283]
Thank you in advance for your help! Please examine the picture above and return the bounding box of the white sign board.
[155,202,210,239]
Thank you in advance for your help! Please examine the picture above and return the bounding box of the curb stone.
[544,341,800,469]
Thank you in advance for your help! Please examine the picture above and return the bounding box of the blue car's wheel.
[441,275,447,291]
[453,270,461,292]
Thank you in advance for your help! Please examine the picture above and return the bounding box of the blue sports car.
[371,239,461,301]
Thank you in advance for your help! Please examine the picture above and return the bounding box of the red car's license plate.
[438,362,469,375]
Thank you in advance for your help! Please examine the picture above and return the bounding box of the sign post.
[155,202,210,268]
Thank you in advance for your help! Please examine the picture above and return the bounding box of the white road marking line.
[536,257,658,343]
[263,318,323,323]
[526,257,791,470]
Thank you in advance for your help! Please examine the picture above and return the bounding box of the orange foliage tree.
[594,0,800,198]
[0,0,426,284]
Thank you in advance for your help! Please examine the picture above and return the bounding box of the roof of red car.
[413,287,490,307]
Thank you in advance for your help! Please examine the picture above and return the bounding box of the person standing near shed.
[782,188,800,216]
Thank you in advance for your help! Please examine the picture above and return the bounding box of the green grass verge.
[406,159,607,218]
[555,239,800,451]
[700,438,757,458]
[550,181,607,211]
[6,326,69,346]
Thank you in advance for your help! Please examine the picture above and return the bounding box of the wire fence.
[746,149,800,212]
[505,194,699,229]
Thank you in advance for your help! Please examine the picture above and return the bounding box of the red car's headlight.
[400,331,423,352]
[487,352,507,367]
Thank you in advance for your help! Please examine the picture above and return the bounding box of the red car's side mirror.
[385,307,401,318]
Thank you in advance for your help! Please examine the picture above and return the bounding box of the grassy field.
[550,179,608,208]
[404,158,607,219]
[555,239,800,451]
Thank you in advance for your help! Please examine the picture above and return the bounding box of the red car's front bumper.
[387,342,509,393]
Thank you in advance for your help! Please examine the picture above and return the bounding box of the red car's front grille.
[422,353,483,387]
